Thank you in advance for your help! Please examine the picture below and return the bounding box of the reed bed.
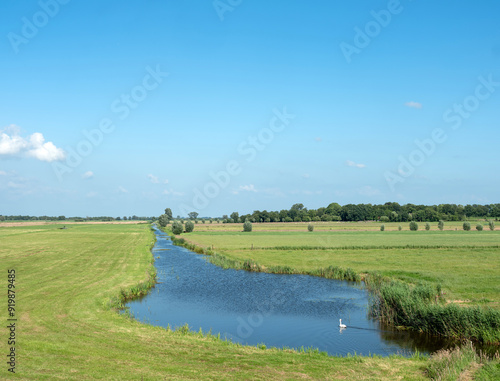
[368,278,500,344]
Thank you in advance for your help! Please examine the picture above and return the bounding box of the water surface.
[127,226,452,356]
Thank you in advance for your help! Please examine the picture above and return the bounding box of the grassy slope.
[1,223,428,380]
[183,226,500,308]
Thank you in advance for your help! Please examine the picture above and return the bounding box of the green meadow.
[184,222,500,308]
[1,222,436,380]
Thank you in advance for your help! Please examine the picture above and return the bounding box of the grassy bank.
[1,223,431,380]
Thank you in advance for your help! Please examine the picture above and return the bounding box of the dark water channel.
[127,226,456,357]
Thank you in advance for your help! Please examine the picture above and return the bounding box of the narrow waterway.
[127,226,453,356]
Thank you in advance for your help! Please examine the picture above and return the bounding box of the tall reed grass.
[368,276,500,344]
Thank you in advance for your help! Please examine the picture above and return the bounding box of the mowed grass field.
[1,223,430,380]
[182,221,500,308]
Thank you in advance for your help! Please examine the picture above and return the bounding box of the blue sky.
[1,0,499,217]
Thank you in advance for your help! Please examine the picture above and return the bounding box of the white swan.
[339,319,346,328]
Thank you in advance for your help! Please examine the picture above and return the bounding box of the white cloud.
[147,174,159,184]
[239,184,257,192]
[0,132,27,154]
[147,174,169,184]
[346,160,366,168]
[232,184,257,195]
[162,189,184,196]
[0,170,6,176]
[86,191,98,198]
[82,171,94,179]
[118,186,129,193]
[0,127,65,162]
[405,101,422,109]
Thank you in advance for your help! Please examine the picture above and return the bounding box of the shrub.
[380,224,385,231]
[302,216,311,222]
[489,220,495,231]
[380,216,390,222]
[307,223,314,232]
[243,220,252,232]
[312,216,321,222]
[294,217,301,222]
[476,224,483,231]
[463,221,471,231]
[398,225,402,231]
[409,221,418,231]
[438,220,444,231]
[321,214,333,221]
[185,221,194,232]
[171,221,183,235]
[425,222,430,231]
[284,217,293,222]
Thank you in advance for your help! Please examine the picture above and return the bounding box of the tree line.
[222,202,500,223]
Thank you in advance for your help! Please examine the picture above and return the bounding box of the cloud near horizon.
[82,171,94,179]
[346,160,366,168]
[404,101,422,109]
[0,126,65,162]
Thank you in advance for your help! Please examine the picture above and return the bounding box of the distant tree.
[313,216,321,222]
[171,221,183,235]
[380,216,390,222]
[409,221,418,231]
[230,212,239,222]
[188,212,199,220]
[307,223,314,232]
[284,217,293,222]
[476,224,483,231]
[243,220,252,232]
[398,225,402,231]
[123,216,127,220]
[325,202,342,216]
[291,203,305,211]
[202,219,206,224]
[425,222,430,231]
[0,215,4,221]
[380,224,385,231]
[58,216,66,220]
[116,217,121,221]
[185,221,194,232]
[463,221,471,231]
[164,208,173,220]
[488,220,495,231]
[438,220,444,231]
[158,214,169,227]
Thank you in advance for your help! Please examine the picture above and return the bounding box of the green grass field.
[183,222,500,308]
[1,223,433,380]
